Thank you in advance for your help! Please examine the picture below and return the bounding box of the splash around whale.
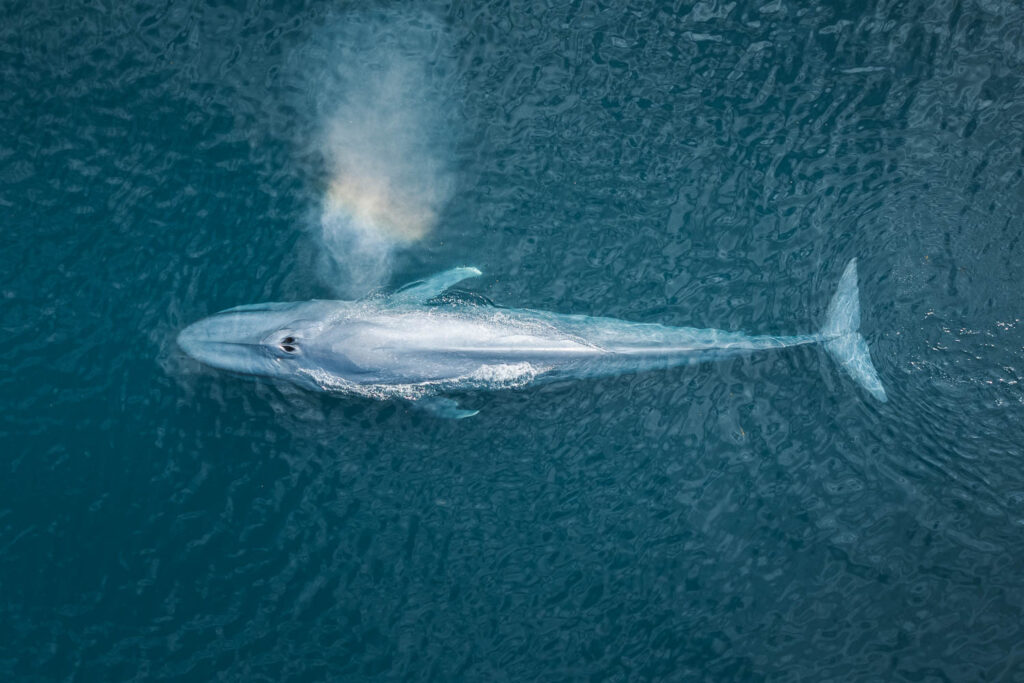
[177,260,887,418]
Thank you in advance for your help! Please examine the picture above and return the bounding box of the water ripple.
[2,0,1024,679]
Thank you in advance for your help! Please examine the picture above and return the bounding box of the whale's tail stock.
[820,259,888,402]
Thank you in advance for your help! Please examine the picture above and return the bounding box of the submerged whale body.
[178,260,887,418]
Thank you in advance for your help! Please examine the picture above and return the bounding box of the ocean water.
[3,0,1024,680]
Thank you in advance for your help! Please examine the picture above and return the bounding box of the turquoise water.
[4,0,1024,680]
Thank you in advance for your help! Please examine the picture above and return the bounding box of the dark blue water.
[4,0,1024,680]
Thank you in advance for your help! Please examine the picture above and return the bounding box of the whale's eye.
[283,336,295,344]
[281,344,296,353]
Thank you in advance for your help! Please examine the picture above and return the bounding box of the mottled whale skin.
[178,260,886,418]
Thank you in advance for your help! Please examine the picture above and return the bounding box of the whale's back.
[314,307,602,385]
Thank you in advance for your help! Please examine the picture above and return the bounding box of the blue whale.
[178,259,886,418]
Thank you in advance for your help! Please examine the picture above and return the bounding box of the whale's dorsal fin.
[388,267,482,305]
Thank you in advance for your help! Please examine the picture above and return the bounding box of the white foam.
[298,361,548,402]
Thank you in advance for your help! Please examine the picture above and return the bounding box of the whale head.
[177,268,484,395]
[177,300,346,384]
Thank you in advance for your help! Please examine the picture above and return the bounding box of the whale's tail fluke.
[820,259,887,402]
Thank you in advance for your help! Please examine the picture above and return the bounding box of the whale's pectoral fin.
[389,267,482,305]
[414,397,479,420]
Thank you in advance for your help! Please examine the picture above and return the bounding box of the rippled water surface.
[3,0,1024,680]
